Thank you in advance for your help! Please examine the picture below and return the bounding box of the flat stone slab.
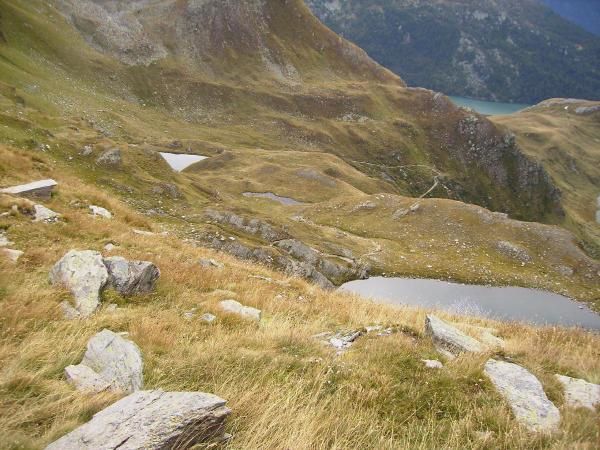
[425,315,484,355]
[1,179,57,199]
[555,374,600,410]
[484,359,560,433]
[218,299,261,321]
[44,390,231,450]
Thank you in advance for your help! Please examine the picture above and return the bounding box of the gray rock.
[96,148,121,166]
[104,243,117,252]
[201,313,217,323]
[484,359,560,433]
[64,364,110,393]
[33,204,60,222]
[50,250,109,317]
[69,329,143,393]
[89,205,112,219]
[199,258,224,269]
[496,240,532,263]
[314,330,363,351]
[0,232,13,247]
[422,359,444,369]
[60,301,81,320]
[218,299,261,321]
[44,390,231,450]
[0,179,57,200]
[80,145,93,156]
[555,374,600,410]
[103,256,160,295]
[1,248,23,263]
[425,315,484,355]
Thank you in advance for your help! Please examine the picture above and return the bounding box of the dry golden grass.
[1,156,599,449]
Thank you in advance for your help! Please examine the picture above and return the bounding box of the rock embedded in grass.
[44,390,231,450]
[1,248,23,263]
[555,374,600,410]
[422,359,444,369]
[33,204,60,222]
[103,256,160,295]
[89,205,113,219]
[484,359,560,433]
[66,329,143,393]
[0,179,57,200]
[96,148,122,166]
[425,315,484,356]
[199,258,224,269]
[50,250,109,317]
[218,299,261,321]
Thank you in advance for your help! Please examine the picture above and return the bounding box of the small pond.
[450,96,530,115]
[340,277,600,330]
[243,192,303,206]
[160,152,208,172]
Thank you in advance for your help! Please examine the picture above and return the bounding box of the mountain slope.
[307,0,600,103]
[542,0,600,36]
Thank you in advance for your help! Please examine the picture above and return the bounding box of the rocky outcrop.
[0,179,57,200]
[103,256,160,295]
[65,329,143,393]
[204,209,289,243]
[484,359,560,433]
[425,315,484,356]
[496,241,532,263]
[44,390,231,450]
[50,250,109,317]
[555,374,600,411]
[218,299,261,321]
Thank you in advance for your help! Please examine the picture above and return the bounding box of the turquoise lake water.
[450,96,530,115]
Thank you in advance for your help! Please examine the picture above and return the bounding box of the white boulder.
[33,204,60,222]
[422,359,444,369]
[66,329,143,393]
[49,250,109,317]
[555,374,600,411]
[484,359,560,433]
[218,299,261,321]
[44,390,231,450]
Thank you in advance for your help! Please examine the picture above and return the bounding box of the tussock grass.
[1,150,599,449]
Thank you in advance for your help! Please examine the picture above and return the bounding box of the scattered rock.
[66,329,143,393]
[49,250,109,317]
[96,148,122,166]
[104,243,117,252]
[199,258,224,269]
[201,313,217,323]
[0,179,57,200]
[313,330,364,352]
[0,232,13,247]
[89,205,112,219]
[64,364,110,393]
[484,359,560,433]
[80,145,93,156]
[555,374,600,411]
[425,315,484,356]
[555,265,574,277]
[44,390,231,450]
[1,248,23,263]
[151,183,181,199]
[218,299,261,321]
[33,204,60,222]
[103,256,160,295]
[422,359,443,369]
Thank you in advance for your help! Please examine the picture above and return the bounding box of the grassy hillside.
[307,0,600,103]
[1,143,599,449]
[493,99,600,259]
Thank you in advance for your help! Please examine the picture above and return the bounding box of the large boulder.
[555,374,600,411]
[218,299,261,321]
[424,315,484,356]
[484,359,560,433]
[66,329,143,393]
[44,390,231,450]
[103,256,160,295]
[49,250,109,317]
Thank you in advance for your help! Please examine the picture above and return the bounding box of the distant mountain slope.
[542,0,600,36]
[306,0,600,103]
